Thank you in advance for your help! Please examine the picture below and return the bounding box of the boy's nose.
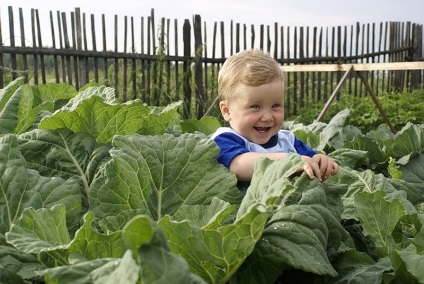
[261,111,273,121]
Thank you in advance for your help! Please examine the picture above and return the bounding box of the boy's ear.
[219,101,231,122]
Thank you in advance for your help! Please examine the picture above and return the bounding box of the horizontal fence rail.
[0,6,423,119]
[281,62,424,133]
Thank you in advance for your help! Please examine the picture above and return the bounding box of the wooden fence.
[0,6,423,119]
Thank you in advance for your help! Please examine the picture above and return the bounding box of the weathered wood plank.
[57,11,67,83]
[20,8,29,82]
[280,61,424,72]
[8,7,17,80]
[183,19,191,118]
[0,9,3,87]
[166,18,171,101]
[174,19,179,102]
[113,14,119,96]
[49,11,59,83]
[91,14,99,83]
[131,16,137,98]
[122,15,128,102]
[75,8,86,87]
[32,9,39,84]
[71,12,79,89]
[102,14,108,86]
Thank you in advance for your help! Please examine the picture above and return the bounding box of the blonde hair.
[218,49,284,101]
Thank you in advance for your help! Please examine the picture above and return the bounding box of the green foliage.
[180,116,222,135]
[288,89,424,133]
[388,156,402,179]
[2,78,424,283]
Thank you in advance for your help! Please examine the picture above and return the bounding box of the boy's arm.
[229,151,323,182]
[213,131,337,182]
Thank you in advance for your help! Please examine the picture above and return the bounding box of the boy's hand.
[312,154,339,181]
[300,154,339,182]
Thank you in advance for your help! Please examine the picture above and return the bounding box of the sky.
[1,0,423,55]
[2,0,423,28]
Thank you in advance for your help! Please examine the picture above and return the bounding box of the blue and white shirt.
[211,127,317,168]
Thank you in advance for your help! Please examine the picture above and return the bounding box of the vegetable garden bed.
[1,77,424,283]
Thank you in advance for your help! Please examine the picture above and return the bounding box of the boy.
[211,49,339,183]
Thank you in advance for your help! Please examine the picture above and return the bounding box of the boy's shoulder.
[277,129,296,140]
[210,127,240,139]
[211,127,296,144]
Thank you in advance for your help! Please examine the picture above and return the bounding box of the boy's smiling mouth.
[254,127,271,133]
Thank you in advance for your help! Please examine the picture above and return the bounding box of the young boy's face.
[219,79,284,145]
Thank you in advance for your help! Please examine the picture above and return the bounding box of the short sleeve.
[293,137,317,157]
[213,132,249,168]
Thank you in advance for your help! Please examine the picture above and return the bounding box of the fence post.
[8,7,17,81]
[0,10,4,88]
[411,24,423,88]
[183,19,192,119]
[193,15,205,119]
[75,8,87,88]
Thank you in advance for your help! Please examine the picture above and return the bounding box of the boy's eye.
[272,104,282,108]
[250,105,260,109]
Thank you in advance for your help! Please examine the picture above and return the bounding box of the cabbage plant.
[1,78,424,284]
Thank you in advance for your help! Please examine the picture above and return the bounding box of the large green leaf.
[345,135,394,170]
[14,85,54,133]
[0,266,26,284]
[0,81,76,134]
[234,176,345,283]
[0,246,45,283]
[0,77,25,111]
[232,157,352,283]
[0,135,83,235]
[392,244,424,283]
[318,108,350,151]
[139,102,183,135]
[123,215,206,284]
[354,190,406,255]
[43,244,200,284]
[330,124,364,150]
[39,95,148,143]
[122,215,169,258]
[331,168,398,220]
[6,206,126,266]
[16,83,76,133]
[180,116,221,135]
[260,204,338,275]
[291,128,321,149]
[59,85,116,109]
[393,123,424,160]
[172,197,236,229]
[6,205,70,266]
[236,154,302,219]
[29,83,76,106]
[328,148,369,169]
[387,178,424,206]
[43,258,125,284]
[0,84,24,134]
[329,250,393,284]
[88,133,242,222]
[39,86,183,143]
[159,207,267,284]
[399,153,424,191]
[67,211,126,262]
[18,128,111,195]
